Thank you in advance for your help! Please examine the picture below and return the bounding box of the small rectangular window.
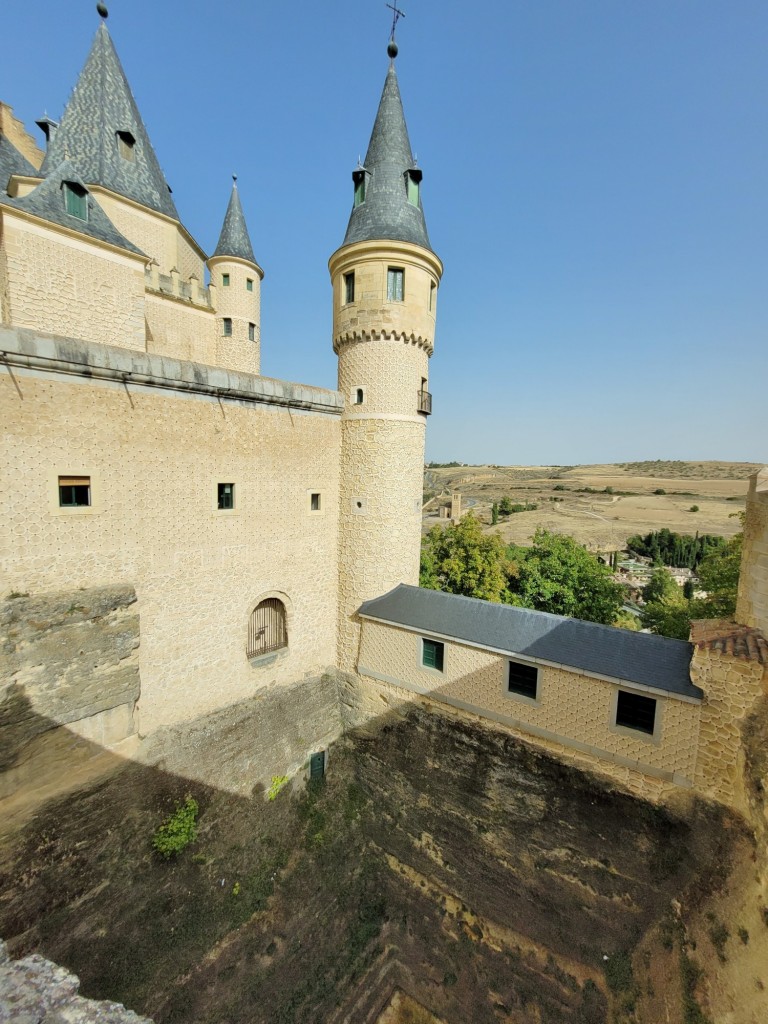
[310,750,326,779]
[344,271,355,304]
[354,387,364,405]
[407,175,420,206]
[116,130,136,161]
[387,267,404,302]
[59,475,91,507]
[217,482,235,510]
[429,281,436,311]
[63,183,87,221]
[248,322,255,341]
[422,638,444,672]
[222,273,230,287]
[310,492,321,512]
[353,171,366,207]
[508,661,538,700]
[615,690,657,735]
[222,318,232,337]
[246,278,254,292]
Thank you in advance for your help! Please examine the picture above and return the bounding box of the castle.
[1,8,766,819]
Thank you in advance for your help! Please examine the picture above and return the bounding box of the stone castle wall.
[0,213,146,349]
[736,468,768,634]
[0,330,343,736]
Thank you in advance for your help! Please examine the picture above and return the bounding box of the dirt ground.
[424,461,756,550]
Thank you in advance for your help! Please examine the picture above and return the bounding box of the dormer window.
[116,130,136,161]
[352,168,366,207]
[63,182,88,221]
[405,168,422,207]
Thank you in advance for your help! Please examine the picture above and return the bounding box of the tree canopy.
[420,514,510,603]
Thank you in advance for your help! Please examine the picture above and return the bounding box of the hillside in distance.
[423,461,761,550]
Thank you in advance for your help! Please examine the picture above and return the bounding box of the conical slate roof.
[212,179,257,264]
[40,23,178,219]
[343,62,431,251]
[0,134,38,191]
[1,160,144,255]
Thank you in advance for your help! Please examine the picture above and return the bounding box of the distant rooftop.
[360,585,701,699]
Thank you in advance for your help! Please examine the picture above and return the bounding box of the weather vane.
[386,3,405,40]
[386,3,405,59]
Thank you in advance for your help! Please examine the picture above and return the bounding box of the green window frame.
[222,318,232,337]
[353,171,366,207]
[422,638,444,672]
[222,273,230,287]
[407,175,419,206]
[63,182,87,221]
[344,271,355,304]
[246,278,254,292]
[387,267,404,302]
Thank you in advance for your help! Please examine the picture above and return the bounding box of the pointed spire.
[342,58,432,251]
[40,22,178,218]
[212,177,257,264]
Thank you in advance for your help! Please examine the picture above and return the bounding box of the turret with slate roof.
[41,20,178,220]
[330,33,443,672]
[208,177,264,375]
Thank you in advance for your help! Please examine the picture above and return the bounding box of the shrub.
[654,488,666,495]
[268,775,290,801]
[689,505,700,513]
[152,796,198,859]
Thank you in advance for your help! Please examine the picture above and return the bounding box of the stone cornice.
[333,329,433,355]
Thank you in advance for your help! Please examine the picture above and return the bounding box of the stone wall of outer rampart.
[0,213,146,349]
[736,468,768,635]
[690,621,768,813]
[0,330,343,736]
[0,940,152,1024]
[354,618,701,800]
[144,292,216,365]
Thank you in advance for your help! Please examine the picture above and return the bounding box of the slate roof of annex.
[359,585,702,699]
[0,134,38,188]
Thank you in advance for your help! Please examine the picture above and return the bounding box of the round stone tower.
[330,44,443,670]
[208,177,263,374]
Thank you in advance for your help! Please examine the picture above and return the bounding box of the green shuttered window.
[422,638,444,672]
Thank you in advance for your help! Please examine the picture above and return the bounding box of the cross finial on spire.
[96,3,109,19]
[386,3,405,58]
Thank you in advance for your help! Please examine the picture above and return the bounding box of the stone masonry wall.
[736,467,768,634]
[0,587,140,799]
[354,618,703,799]
[0,352,342,736]
[0,939,152,1024]
[144,293,216,365]
[1,214,146,349]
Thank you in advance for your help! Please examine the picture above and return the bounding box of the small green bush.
[152,796,198,859]
[268,775,289,800]
[654,488,666,495]
[689,505,700,513]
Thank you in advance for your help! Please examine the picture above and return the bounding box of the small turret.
[208,177,263,374]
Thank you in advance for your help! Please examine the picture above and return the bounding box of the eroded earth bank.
[2,700,767,1024]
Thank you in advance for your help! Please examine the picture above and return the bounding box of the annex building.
[1,9,767,819]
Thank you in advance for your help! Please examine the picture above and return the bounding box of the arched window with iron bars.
[247,598,288,658]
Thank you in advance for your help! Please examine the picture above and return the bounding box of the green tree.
[420,513,509,602]
[642,567,679,605]
[694,533,742,618]
[491,502,499,526]
[498,496,513,516]
[640,601,692,641]
[506,530,624,625]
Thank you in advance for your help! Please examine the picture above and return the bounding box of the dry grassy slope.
[424,461,757,549]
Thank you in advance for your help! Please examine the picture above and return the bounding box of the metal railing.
[417,389,432,415]
[247,598,288,658]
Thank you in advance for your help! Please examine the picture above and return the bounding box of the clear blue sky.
[2,1,766,465]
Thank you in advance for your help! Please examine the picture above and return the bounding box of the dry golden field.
[423,461,760,550]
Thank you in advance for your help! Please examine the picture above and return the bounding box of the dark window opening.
[222,273,230,287]
[310,750,326,779]
[405,167,422,207]
[344,271,355,304]
[63,182,87,221]
[246,278,254,292]
[422,638,444,672]
[248,598,288,658]
[58,475,91,507]
[615,690,657,735]
[248,322,255,341]
[116,130,136,161]
[430,281,436,311]
[355,387,364,405]
[218,482,235,510]
[508,660,538,699]
[310,492,321,511]
[222,317,232,336]
[352,168,366,207]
